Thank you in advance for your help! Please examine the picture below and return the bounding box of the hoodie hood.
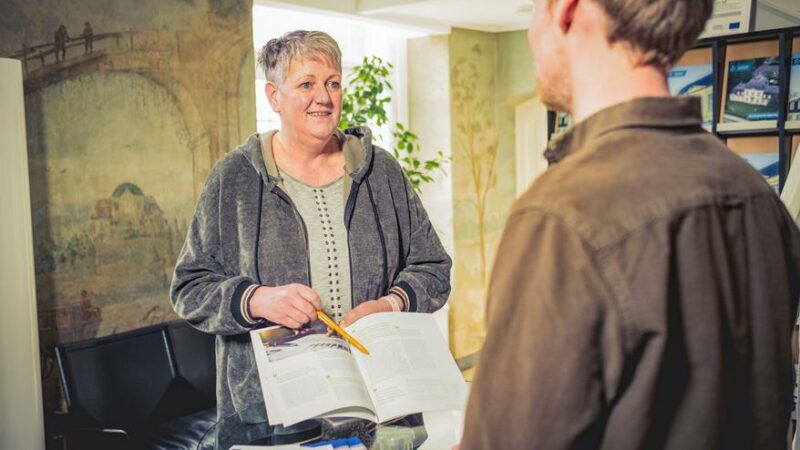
[237,127,376,190]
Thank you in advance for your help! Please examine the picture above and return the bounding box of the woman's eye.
[300,82,312,89]
[328,81,341,89]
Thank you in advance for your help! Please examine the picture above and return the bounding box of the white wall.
[252,5,423,147]
[0,58,45,449]
[755,0,800,31]
[408,35,452,340]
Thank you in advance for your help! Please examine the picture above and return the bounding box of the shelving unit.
[547,25,800,193]
[705,26,800,191]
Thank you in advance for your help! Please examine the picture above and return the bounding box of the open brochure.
[250,312,468,427]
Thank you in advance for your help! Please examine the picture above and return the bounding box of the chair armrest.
[46,411,132,450]
[66,428,131,450]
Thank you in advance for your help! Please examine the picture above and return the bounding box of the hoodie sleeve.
[389,173,452,313]
[170,163,267,335]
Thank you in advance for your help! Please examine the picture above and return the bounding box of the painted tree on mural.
[452,45,499,287]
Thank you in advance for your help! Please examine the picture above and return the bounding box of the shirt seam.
[514,190,777,253]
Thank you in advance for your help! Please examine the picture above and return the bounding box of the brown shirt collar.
[544,97,704,165]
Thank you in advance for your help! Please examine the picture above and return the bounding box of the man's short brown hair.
[558,0,715,67]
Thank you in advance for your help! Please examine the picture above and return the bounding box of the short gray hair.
[257,30,342,86]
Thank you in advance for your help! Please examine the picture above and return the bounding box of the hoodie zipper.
[344,181,360,310]
[365,179,388,294]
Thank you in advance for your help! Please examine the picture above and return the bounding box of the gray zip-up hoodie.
[170,127,452,424]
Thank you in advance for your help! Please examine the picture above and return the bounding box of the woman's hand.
[249,284,321,329]
[339,296,396,328]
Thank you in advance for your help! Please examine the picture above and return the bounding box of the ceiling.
[254,0,800,35]
[254,0,533,33]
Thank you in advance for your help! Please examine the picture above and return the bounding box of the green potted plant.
[339,55,447,192]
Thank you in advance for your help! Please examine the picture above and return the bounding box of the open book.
[250,312,467,427]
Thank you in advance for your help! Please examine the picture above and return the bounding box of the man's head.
[528,0,714,112]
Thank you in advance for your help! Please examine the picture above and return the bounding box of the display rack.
[547,25,800,192]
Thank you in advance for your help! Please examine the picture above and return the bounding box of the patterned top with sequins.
[282,174,353,322]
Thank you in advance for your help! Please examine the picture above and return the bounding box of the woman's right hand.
[249,284,321,329]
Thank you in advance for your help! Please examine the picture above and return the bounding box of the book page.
[250,320,376,426]
[345,313,468,423]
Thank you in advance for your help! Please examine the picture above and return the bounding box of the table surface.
[198,404,437,450]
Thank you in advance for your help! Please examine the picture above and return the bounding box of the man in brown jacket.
[460,0,800,449]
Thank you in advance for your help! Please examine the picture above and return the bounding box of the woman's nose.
[313,84,332,104]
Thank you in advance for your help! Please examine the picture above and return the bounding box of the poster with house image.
[724,57,781,123]
[668,64,714,128]
[789,54,800,122]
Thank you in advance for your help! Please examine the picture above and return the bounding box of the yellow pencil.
[316,310,370,355]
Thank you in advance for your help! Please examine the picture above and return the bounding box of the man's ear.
[552,0,579,34]
[265,82,280,113]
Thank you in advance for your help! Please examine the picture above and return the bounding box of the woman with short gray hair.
[171,30,451,445]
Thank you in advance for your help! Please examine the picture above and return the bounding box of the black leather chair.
[167,321,216,404]
[143,322,217,449]
[54,321,217,450]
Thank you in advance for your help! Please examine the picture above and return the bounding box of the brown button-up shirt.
[461,97,800,449]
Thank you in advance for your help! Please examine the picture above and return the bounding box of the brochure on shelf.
[727,136,780,193]
[788,51,800,126]
[668,64,714,128]
[719,40,781,132]
[723,57,781,122]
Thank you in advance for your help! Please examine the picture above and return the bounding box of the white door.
[515,96,550,197]
[0,58,45,450]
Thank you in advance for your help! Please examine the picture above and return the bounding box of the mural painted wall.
[448,28,536,373]
[0,0,256,411]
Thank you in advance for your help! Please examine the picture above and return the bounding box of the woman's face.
[268,56,342,144]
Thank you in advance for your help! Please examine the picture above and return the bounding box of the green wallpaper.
[449,28,535,364]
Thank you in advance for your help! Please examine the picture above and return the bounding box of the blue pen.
[303,437,363,448]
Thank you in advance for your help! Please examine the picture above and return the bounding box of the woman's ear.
[265,81,280,113]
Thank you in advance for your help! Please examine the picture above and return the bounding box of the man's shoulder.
[516,130,773,249]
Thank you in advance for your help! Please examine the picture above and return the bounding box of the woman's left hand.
[340,296,395,328]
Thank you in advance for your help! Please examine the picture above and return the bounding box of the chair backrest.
[55,323,174,429]
[166,321,216,405]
